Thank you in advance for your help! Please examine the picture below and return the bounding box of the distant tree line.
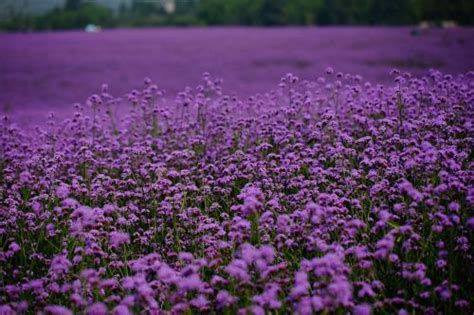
[1,0,473,31]
[196,0,473,26]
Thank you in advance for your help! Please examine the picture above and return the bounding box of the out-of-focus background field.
[2,27,474,124]
[1,0,474,125]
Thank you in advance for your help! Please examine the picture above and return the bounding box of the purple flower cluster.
[0,68,473,314]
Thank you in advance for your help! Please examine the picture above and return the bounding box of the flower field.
[1,65,473,314]
[2,27,474,125]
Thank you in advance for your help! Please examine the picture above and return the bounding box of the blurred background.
[1,0,473,125]
[1,0,473,31]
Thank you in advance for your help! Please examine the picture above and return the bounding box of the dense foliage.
[1,69,473,313]
[196,0,474,26]
[0,2,116,31]
[1,0,474,31]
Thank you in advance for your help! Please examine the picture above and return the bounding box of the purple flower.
[8,242,20,253]
[327,276,352,307]
[109,231,130,248]
[290,271,310,299]
[353,304,372,315]
[178,251,194,262]
[19,171,32,184]
[56,184,70,199]
[238,186,264,216]
[113,305,132,315]
[190,295,209,310]
[0,305,15,315]
[44,305,73,315]
[225,259,250,282]
[50,254,71,275]
[465,217,474,230]
[399,180,423,202]
[86,303,108,315]
[177,274,205,292]
[216,290,237,308]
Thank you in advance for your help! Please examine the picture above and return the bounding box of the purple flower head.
[8,242,20,253]
[216,290,237,308]
[238,186,264,216]
[177,274,205,292]
[113,305,131,315]
[399,180,423,202]
[327,276,352,307]
[50,254,71,275]
[225,259,250,283]
[19,171,32,184]
[86,303,108,315]
[326,67,334,75]
[190,295,209,311]
[56,184,70,199]
[109,231,130,248]
[465,217,474,230]
[178,251,194,262]
[252,283,282,309]
[44,305,73,315]
[353,304,372,315]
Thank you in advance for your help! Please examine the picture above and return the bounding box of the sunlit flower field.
[1,66,473,314]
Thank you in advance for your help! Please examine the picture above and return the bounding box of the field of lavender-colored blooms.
[1,27,474,125]
[1,27,474,314]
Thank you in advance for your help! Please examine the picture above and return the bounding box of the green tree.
[197,0,233,24]
[282,0,323,25]
[260,0,286,25]
[65,0,82,11]
[35,3,115,30]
